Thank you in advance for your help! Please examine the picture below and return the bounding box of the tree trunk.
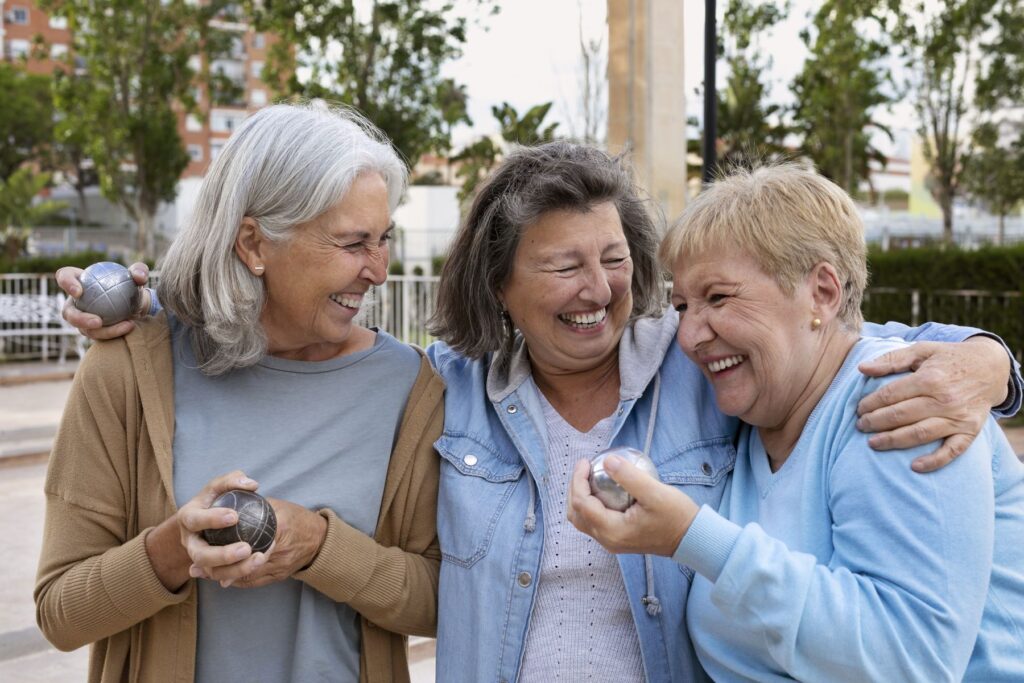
[941,193,954,246]
[136,210,155,258]
[998,212,1005,246]
[75,184,89,225]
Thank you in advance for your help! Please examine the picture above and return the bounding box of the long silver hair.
[158,102,407,375]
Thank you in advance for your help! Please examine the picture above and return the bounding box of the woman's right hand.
[175,471,270,586]
[56,261,150,340]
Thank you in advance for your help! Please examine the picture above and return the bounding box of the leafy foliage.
[248,0,496,168]
[0,64,54,181]
[963,121,1024,243]
[452,102,559,203]
[0,169,66,231]
[39,0,235,257]
[791,0,896,195]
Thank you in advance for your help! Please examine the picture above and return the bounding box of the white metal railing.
[0,273,1020,362]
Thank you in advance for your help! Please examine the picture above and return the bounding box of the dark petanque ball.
[202,490,277,553]
[74,262,141,326]
[590,447,661,512]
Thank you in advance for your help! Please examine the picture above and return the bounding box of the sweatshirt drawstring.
[523,470,537,532]
[641,372,662,616]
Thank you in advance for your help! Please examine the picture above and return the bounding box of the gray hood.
[486,306,680,403]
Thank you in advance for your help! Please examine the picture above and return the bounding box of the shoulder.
[373,330,423,375]
[425,340,488,383]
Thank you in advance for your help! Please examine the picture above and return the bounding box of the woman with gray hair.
[567,163,1024,681]
[425,143,1018,682]
[37,103,444,683]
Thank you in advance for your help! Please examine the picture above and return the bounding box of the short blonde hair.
[660,164,868,329]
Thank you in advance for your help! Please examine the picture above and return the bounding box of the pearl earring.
[811,318,822,330]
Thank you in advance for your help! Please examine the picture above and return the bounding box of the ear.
[808,262,843,322]
[234,217,266,274]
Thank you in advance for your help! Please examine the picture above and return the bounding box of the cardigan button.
[517,571,532,587]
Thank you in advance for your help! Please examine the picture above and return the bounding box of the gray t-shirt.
[169,316,420,683]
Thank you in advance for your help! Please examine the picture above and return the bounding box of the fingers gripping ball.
[590,447,661,512]
[203,490,278,553]
[74,262,141,326]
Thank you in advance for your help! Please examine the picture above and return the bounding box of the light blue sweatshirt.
[675,336,1024,682]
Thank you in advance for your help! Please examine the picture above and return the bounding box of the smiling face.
[256,172,393,361]
[499,202,634,375]
[671,246,821,429]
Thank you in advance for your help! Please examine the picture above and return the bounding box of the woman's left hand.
[200,498,328,589]
[567,457,699,557]
[856,336,1011,473]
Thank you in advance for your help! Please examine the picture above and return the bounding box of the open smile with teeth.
[559,307,607,329]
[707,355,745,373]
[328,293,363,309]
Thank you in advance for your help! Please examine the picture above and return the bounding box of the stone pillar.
[607,0,687,222]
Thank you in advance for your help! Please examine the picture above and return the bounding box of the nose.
[579,262,612,307]
[676,305,714,356]
[361,244,389,286]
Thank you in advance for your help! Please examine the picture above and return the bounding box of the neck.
[265,325,375,362]
[531,351,621,432]
[760,330,858,471]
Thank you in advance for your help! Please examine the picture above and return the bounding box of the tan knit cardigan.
[35,314,445,682]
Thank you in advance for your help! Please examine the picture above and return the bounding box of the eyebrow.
[541,240,630,261]
[329,222,396,240]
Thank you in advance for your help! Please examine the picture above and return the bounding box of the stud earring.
[811,318,822,330]
[253,264,265,275]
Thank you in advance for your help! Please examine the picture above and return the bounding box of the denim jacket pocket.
[435,432,525,568]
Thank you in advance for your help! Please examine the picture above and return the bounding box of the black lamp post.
[702,0,717,185]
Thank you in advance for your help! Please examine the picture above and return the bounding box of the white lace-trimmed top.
[518,391,645,682]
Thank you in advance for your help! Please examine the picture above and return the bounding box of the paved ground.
[0,360,1021,681]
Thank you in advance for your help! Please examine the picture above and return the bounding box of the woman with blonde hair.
[569,163,1024,681]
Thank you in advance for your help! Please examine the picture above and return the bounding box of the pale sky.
[445,0,915,158]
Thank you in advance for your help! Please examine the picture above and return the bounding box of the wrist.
[300,509,329,570]
[145,515,192,591]
[967,335,1011,406]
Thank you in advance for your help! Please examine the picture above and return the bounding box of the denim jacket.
[427,310,736,683]
[426,312,1021,683]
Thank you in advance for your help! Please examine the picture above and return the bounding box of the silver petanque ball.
[74,262,140,326]
[590,446,661,512]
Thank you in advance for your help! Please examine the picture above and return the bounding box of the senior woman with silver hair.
[568,164,1024,681]
[424,143,1020,682]
[37,103,444,683]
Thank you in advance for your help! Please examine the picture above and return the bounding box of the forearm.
[293,509,440,636]
[35,497,190,651]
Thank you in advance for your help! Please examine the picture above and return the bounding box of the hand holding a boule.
[175,471,270,587]
[567,455,700,557]
[230,498,327,589]
[56,261,150,340]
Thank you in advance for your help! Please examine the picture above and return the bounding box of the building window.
[186,114,203,132]
[250,60,263,79]
[210,109,246,133]
[187,144,204,162]
[50,43,69,59]
[8,39,31,59]
[10,6,29,24]
[49,15,68,30]
[250,89,266,106]
[210,142,225,160]
[252,33,265,50]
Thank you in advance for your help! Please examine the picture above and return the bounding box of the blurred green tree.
[249,0,496,169]
[0,64,53,181]
[963,122,1024,245]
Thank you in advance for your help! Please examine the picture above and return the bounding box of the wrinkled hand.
[176,471,268,586]
[229,498,327,589]
[56,261,150,340]
[566,457,699,557]
[857,337,1010,473]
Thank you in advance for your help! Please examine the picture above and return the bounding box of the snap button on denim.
[702,462,713,476]
[463,454,478,466]
[517,571,532,587]
[507,404,518,414]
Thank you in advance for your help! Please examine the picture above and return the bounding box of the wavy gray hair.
[158,102,407,375]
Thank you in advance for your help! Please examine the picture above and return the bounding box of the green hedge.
[0,252,154,274]
[865,245,1024,361]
